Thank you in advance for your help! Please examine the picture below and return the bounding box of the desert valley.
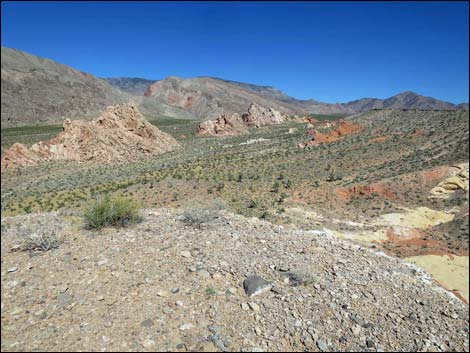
[3,1,470,350]
[0,41,469,351]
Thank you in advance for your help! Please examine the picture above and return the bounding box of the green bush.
[205,287,217,297]
[84,195,142,229]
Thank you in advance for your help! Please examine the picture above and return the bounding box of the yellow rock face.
[429,163,469,199]
[378,207,454,229]
[405,254,469,302]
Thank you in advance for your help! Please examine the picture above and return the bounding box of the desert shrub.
[205,287,217,297]
[181,199,226,228]
[83,195,142,229]
[247,199,258,209]
[21,231,62,252]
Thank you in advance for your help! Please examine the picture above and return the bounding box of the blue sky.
[1,1,469,103]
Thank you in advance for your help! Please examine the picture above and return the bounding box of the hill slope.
[102,77,157,96]
[1,47,196,127]
[142,76,311,120]
[139,76,469,119]
[344,91,465,112]
[1,47,132,127]
[1,208,468,351]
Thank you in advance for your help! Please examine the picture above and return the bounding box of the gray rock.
[176,343,185,350]
[140,319,154,328]
[57,293,73,308]
[243,275,272,297]
[281,271,315,287]
[208,325,229,352]
[180,251,192,258]
[197,269,211,278]
[317,339,328,351]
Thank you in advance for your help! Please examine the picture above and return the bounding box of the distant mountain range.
[113,76,469,118]
[1,46,468,127]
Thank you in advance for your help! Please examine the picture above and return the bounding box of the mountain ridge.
[2,46,468,127]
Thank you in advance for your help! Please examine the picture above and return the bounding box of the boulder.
[243,275,272,297]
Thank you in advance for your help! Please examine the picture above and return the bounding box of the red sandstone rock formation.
[299,119,365,147]
[1,103,180,172]
[335,183,397,201]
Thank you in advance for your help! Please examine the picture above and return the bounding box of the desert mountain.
[0,103,179,172]
[102,77,157,96]
[1,47,131,127]
[1,47,196,127]
[343,91,465,112]
[2,47,468,127]
[142,76,309,120]
[136,75,470,118]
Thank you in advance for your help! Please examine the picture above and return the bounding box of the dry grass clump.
[21,231,62,252]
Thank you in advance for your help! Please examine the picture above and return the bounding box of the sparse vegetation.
[2,110,468,253]
[83,195,142,229]
[20,231,62,252]
[205,287,217,297]
[181,200,225,228]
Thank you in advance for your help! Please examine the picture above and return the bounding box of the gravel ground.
[1,208,469,352]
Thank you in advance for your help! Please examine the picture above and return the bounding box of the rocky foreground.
[1,208,469,352]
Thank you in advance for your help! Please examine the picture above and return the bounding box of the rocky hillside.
[143,76,309,120]
[1,47,197,127]
[140,76,469,118]
[1,47,131,127]
[1,103,179,172]
[1,208,468,352]
[103,77,157,96]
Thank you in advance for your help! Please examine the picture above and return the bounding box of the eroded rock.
[1,103,180,172]
[196,103,288,137]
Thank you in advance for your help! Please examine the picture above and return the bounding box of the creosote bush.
[84,195,142,229]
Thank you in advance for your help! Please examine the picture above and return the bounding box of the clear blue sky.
[2,1,469,103]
